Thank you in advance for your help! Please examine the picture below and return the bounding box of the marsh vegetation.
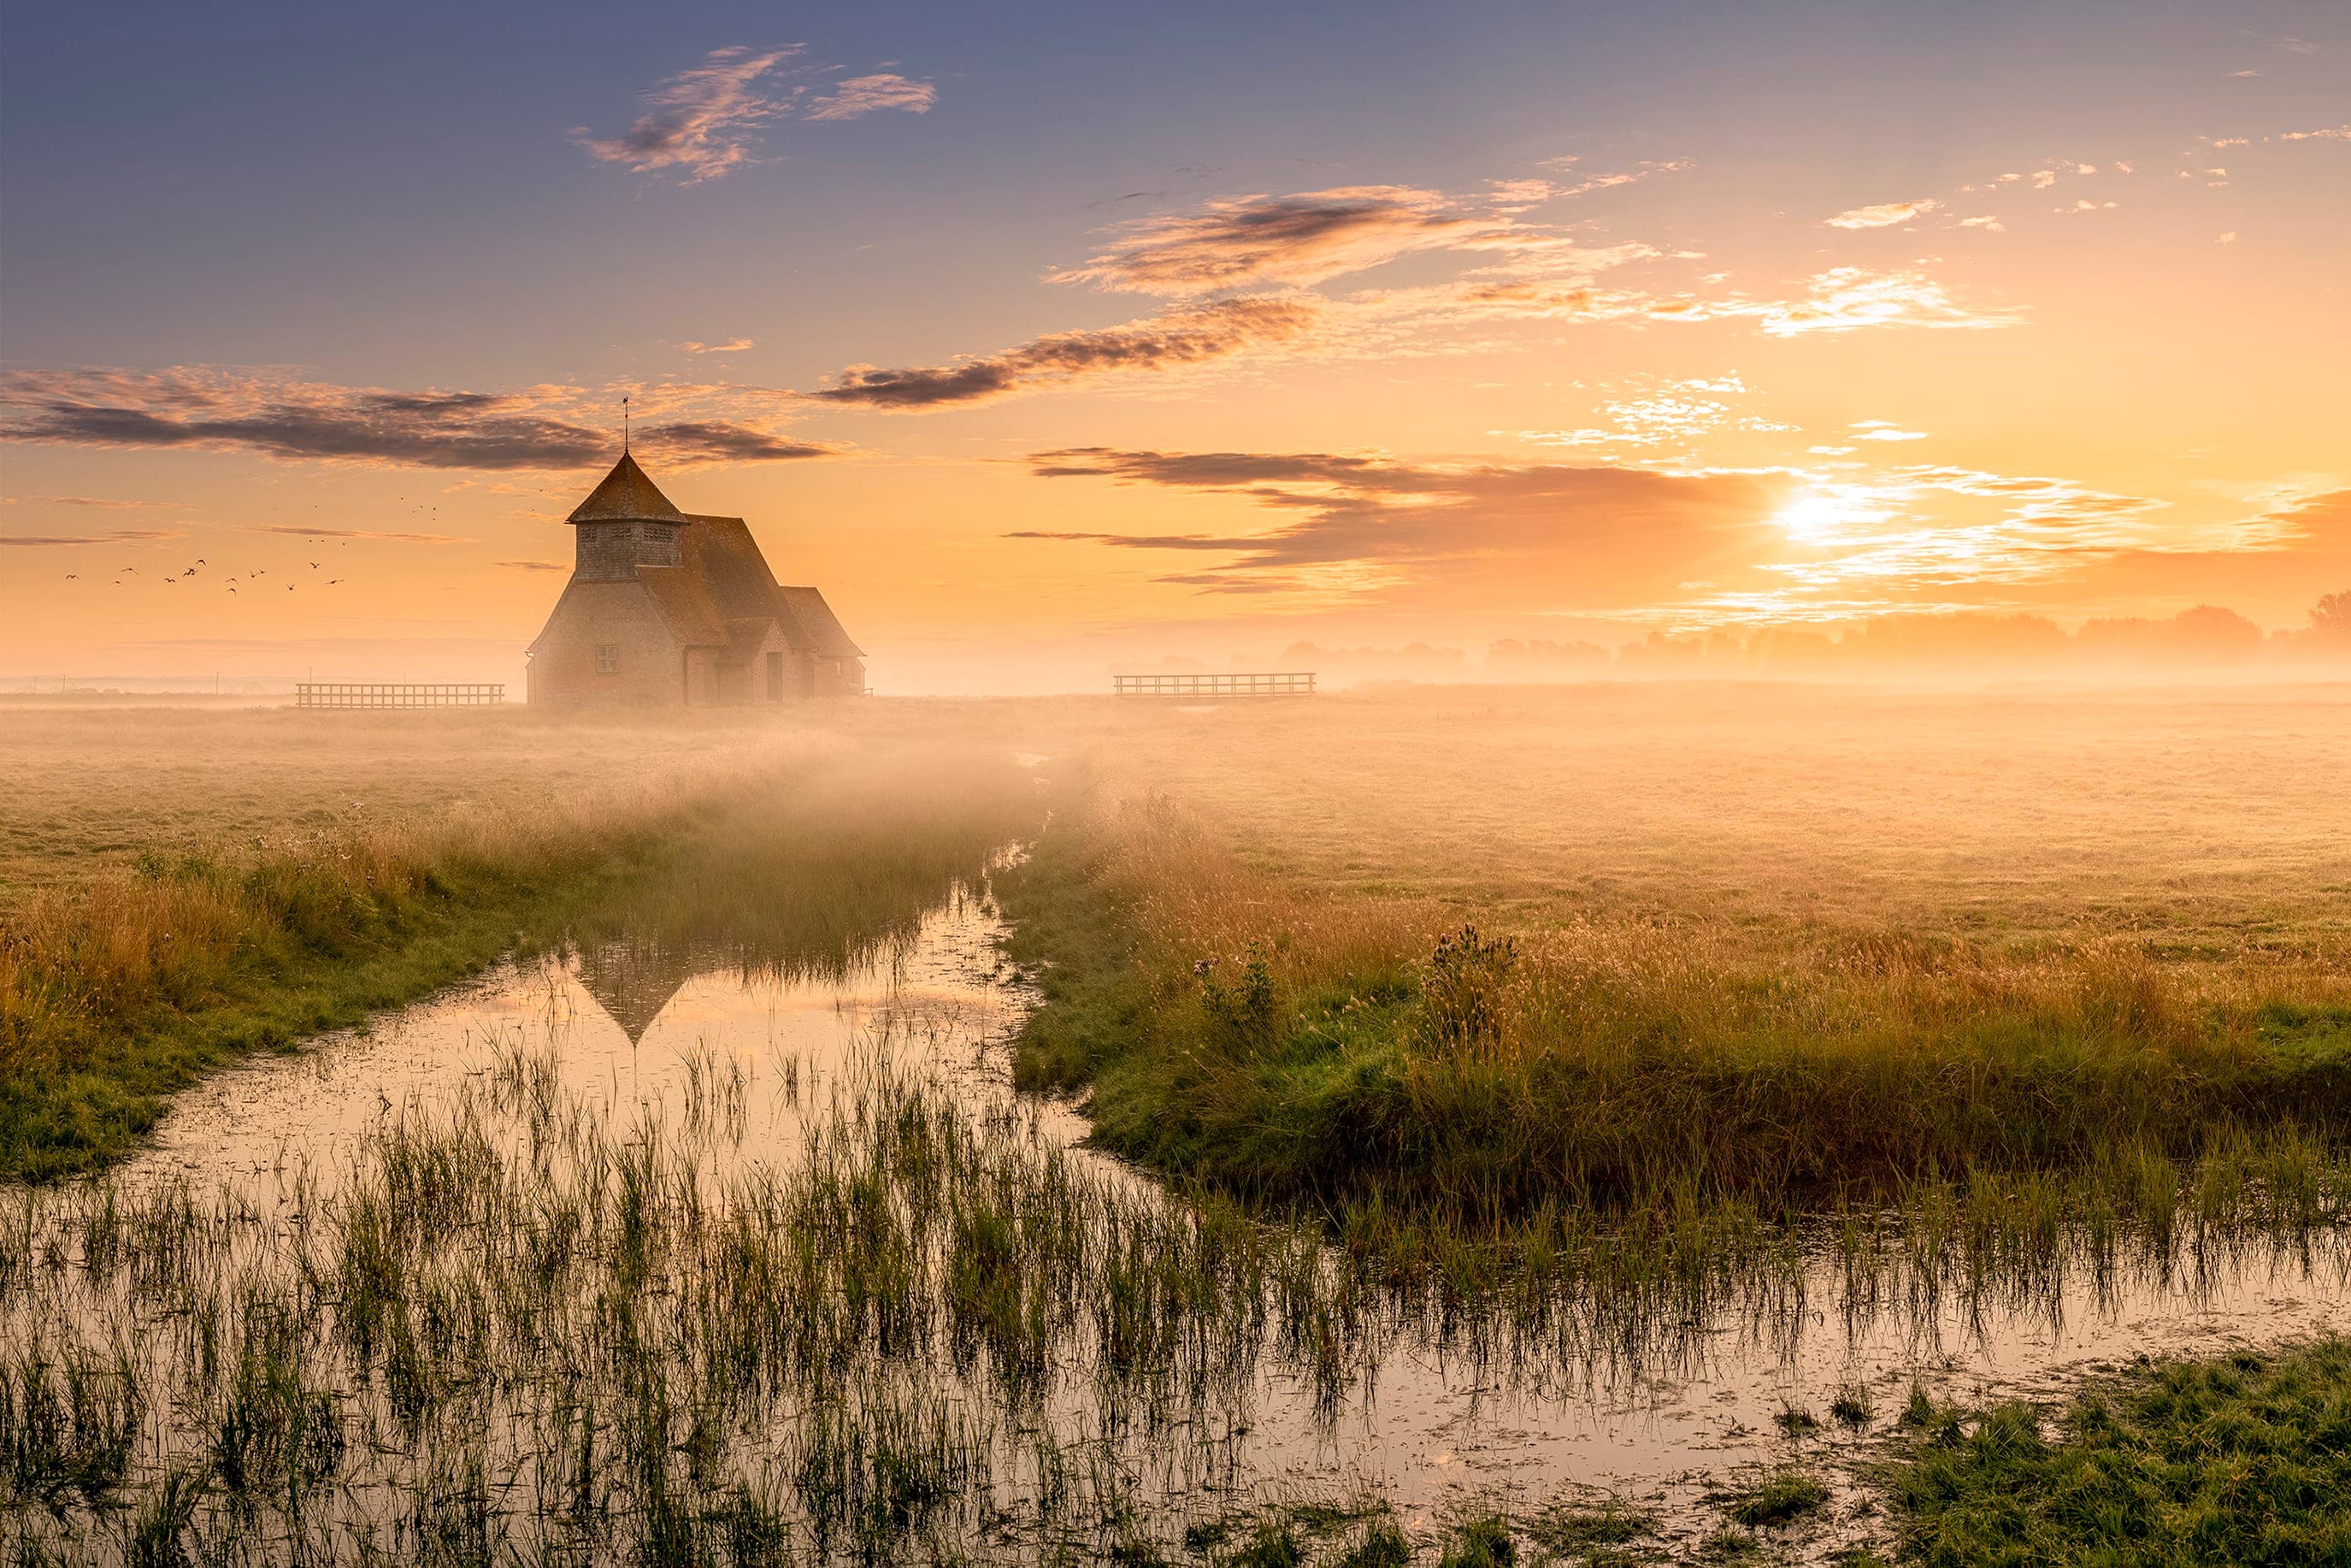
[3,686,2348,1562]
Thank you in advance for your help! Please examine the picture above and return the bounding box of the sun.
[1775,491,1851,543]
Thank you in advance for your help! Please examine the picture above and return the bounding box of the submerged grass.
[0,1023,1455,1563]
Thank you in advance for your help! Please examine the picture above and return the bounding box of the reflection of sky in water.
[115,885,2351,1558]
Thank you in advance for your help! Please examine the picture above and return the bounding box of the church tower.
[566,450,687,580]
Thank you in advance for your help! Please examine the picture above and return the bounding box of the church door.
[765,651,784,702]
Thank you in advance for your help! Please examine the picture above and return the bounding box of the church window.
[595,644,619,675]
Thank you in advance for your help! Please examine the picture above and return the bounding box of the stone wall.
[527,581,684,706]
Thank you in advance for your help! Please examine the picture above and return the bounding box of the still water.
[10,865,2348,1562]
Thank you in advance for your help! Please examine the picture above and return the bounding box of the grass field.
[1879,1337,2351,1565]
[4,685,2350,1562]
[0,703,1040,1180]
[1005,683,2351,1247]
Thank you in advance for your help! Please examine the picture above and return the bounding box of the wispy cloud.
[1529,156,1695,200]
[574,46,798,184]
[805,73,937,122]
[1,528,186,546]
[493,558,568,572]
[245,526,468,542]
[1824,197,1941,229]
[679,339,755,354]
[805,297,1320,410]
[1517,374,1793,451]
[1,494,190,510]
[1047,185,1562,294]
[1753,268,2021,336]
[0,368,836,471]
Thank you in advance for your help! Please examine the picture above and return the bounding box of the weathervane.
[622,396,630,453]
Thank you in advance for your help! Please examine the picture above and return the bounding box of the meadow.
[5,684,2350,1563]
[1005,681,2351,1247]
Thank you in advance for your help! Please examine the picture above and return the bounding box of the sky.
[2,0,2346,690]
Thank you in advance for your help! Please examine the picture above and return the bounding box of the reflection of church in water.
[573,942,706,1044]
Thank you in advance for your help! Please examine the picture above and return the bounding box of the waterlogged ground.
[6,870,2349,1564]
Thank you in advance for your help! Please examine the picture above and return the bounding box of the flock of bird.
[68,540,350,592]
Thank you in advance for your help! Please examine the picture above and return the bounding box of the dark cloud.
[2,370,837,472]
[1017,446,1788,610]
[3,376,609,470]
[1048,186,1545,293]
[638,421,835,462]
[807,297,1319,410]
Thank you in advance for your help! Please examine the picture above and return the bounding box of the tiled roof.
[634,565,728,645]
[776,586,864,660]
[568,451,689,523]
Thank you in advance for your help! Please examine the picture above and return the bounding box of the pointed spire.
[567,450,688,524]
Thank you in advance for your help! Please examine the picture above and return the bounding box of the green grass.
[1723,1472,1829,1528]
[1881,1339,2351,1565]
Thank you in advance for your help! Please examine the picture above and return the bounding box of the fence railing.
[296,683,505,709]
[1112,672,1317,699]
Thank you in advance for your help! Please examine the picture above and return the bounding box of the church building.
[526,450,864,706]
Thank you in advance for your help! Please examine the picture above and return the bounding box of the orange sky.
[3,5,2346,689]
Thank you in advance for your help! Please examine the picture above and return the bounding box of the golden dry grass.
[1075,681,2351,940]
[1009,681,2351,1221]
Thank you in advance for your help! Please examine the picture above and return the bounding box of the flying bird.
[64,573,77,580]
[310,562,319,569]
[328,578,342,585]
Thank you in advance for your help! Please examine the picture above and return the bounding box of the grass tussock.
[1001,775,2351,1242]
[1882,1339,2351,1565]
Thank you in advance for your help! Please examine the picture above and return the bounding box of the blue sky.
[3,1,2345,686]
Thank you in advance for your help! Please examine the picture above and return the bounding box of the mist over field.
[6,1,2350,1560]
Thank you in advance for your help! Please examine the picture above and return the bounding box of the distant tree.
[2314,589,2351,643]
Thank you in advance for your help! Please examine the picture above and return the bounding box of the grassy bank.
[0,710,1040,1181]
[1000,718,2351,1243]
[1879,1338,2351,1565]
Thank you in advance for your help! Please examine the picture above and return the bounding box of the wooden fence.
[1112,672,1317,699]
[296,683,505,710]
